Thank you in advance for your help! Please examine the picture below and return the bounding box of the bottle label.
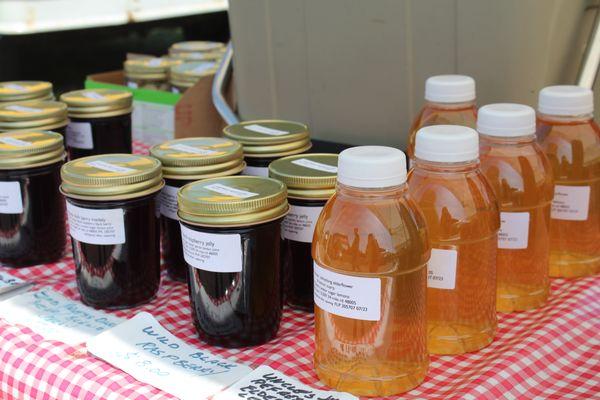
[313,263,381,321]
[0,181,23,214]
[282,205,322,243]
[498,212,530,249]
[159,185,179,220]
[66,122,94,150]
[551,185,590,221]
[291,158,338,173]
[204,183,258,199]
[66,203,125,245]
[242,165,269,177]
[180,224,243,273]
[245,124,289,136]
[427,248,457,290]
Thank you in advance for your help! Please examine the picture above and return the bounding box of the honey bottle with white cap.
[407,75,477,161]
[312,146,430,396]
[478,104,553,312]
[407,125,499,354]
[537,85,600,278]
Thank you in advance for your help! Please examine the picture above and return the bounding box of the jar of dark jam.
[222,120,312,177]
[60,89,133,160]
[60,154,164,309]
[149,137,245,282]
[0,101,69,135]
[0,81,54,104]
[124,58,180,91]
[268,153,338,311]
[178,176,288,347]
[169,61,217,94]
[0,131,66,267]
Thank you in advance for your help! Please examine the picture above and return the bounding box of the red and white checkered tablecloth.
[0,141,598,400]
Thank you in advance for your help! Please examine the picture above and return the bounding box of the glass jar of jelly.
[0,81,54,104]
[0,101,69,135]
[223,120,312,177]
[149,137,245,282]
[60,154,164,309]
[124,58,180,91]
[268,153,338,311]
[178,176,288,347]
[0,130,66,267]
[168,41,225,62]
[169,61,218,94]
[60,89,133,160]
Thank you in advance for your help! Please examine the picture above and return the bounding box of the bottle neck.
[336,181,408,199]
[425,99,476,110]
[412,158,479,173]
[479,133,536,146]
[538,112,594,124]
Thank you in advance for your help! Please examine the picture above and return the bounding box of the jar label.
[83,91,105,100]
[5,105,42,113]
[148,58,163,67]
[168,143,217,155]
[313,263,380,321]
[87,160,136,174]
[242,165,268,177]
[180,224,242,273]
[66,203,126,245]
[498,212,529,249]
[4,83,26,91]
[127,81,139,89]
[0,137,31,147]
[282,205,322,243]
[291,158,338,173]
[171,87,180,94]
[427,248,457,290]
[245,124,289,136]
[551,185,590,221]
[159,185,179,220]
[0,181,23,214]
[66,121,94,150]
[204,183,258,199]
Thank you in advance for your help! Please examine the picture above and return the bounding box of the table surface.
[0,142,599,400]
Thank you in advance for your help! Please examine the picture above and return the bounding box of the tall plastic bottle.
[407,125,499,354]
[313,146,430,396]
[536,85,600,278]
[478,104,553,312]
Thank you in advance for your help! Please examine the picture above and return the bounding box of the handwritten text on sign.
[87,312,252,400]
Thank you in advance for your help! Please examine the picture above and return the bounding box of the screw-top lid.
[538,85,594,116]
[425,75,476,103]
[170,41,225,54]
[414,125,479,162]
[0,101,68,131]
[0,81,53,103]
[477,103,536,137]
[178,176,288,227]
[337,146,407,188]
[269,153,338,199]
[150,137,245,180]
[61,154,163,201]
[124,57,181,80]
[60,89,133,119]
[0,131,65,170]
[169,62,218,88]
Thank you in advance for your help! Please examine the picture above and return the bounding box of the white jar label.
[66,203,126,245]
[498,212,530,249]
[551,185,590,221]
[159,185,179,220]
[83,91,105,100]
[291,158,338,173]
[180,224,242,273]
[204,183,258,198]
[66,122,94,150]
[171,86,180,94]
[282,205,322,243]
[242,165,269,177]
[4,83,26,91]
[148,58,163,66]
[427,248,457,290]
[0,137,31,147]
[127,81,138,89]
[245,124,289,136]
[5,105,42,113]
[0,182,23,214]
[86,160,135,174]
[168,143,217,155]
[313,263,380,321]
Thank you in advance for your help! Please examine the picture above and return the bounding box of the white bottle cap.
[425,75,476,103]
[538,85,594,116]
[414,125,479,162]
[337,146,407,188]
[477,103,536,137]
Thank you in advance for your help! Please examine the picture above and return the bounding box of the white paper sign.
[242,165,269,177]
[282,205,322,243]
[180,224,242,273]
[213,365,357,400]
[245,124,289,136]
[87,312,252,400]
[0,181,23,214]
[498,212,530,249]
[314,263,380,321]
[427,248,458,290]
[66,203,126,245]
[0,290,121,345]
[159,185,179,220]
[205,183,258,198]
[291,158,338,173]
[551,185,590,221]
[0,271,23,288]
[66,122,94,150]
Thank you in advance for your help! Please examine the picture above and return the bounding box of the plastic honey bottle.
[407,125,499,354]
[407,75,477,162]
[478,104,553,312]
[537,86,600,278]
[312,146,430,396]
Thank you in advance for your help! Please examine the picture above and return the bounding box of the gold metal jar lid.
[170,41,225,54]
[178,176,288,227]
[124,58,180,80]
[0,130,65,170]
[269,153,338,199]
[61,154,164,201]
[169,61,217,86]
[60,89,133,119]
[150,137,245,180]
[0,81,53,102]
[223,120,309,145]
[0,101,68,131]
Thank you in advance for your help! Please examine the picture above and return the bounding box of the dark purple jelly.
[67,114,132,160]
[161,178,189,282]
